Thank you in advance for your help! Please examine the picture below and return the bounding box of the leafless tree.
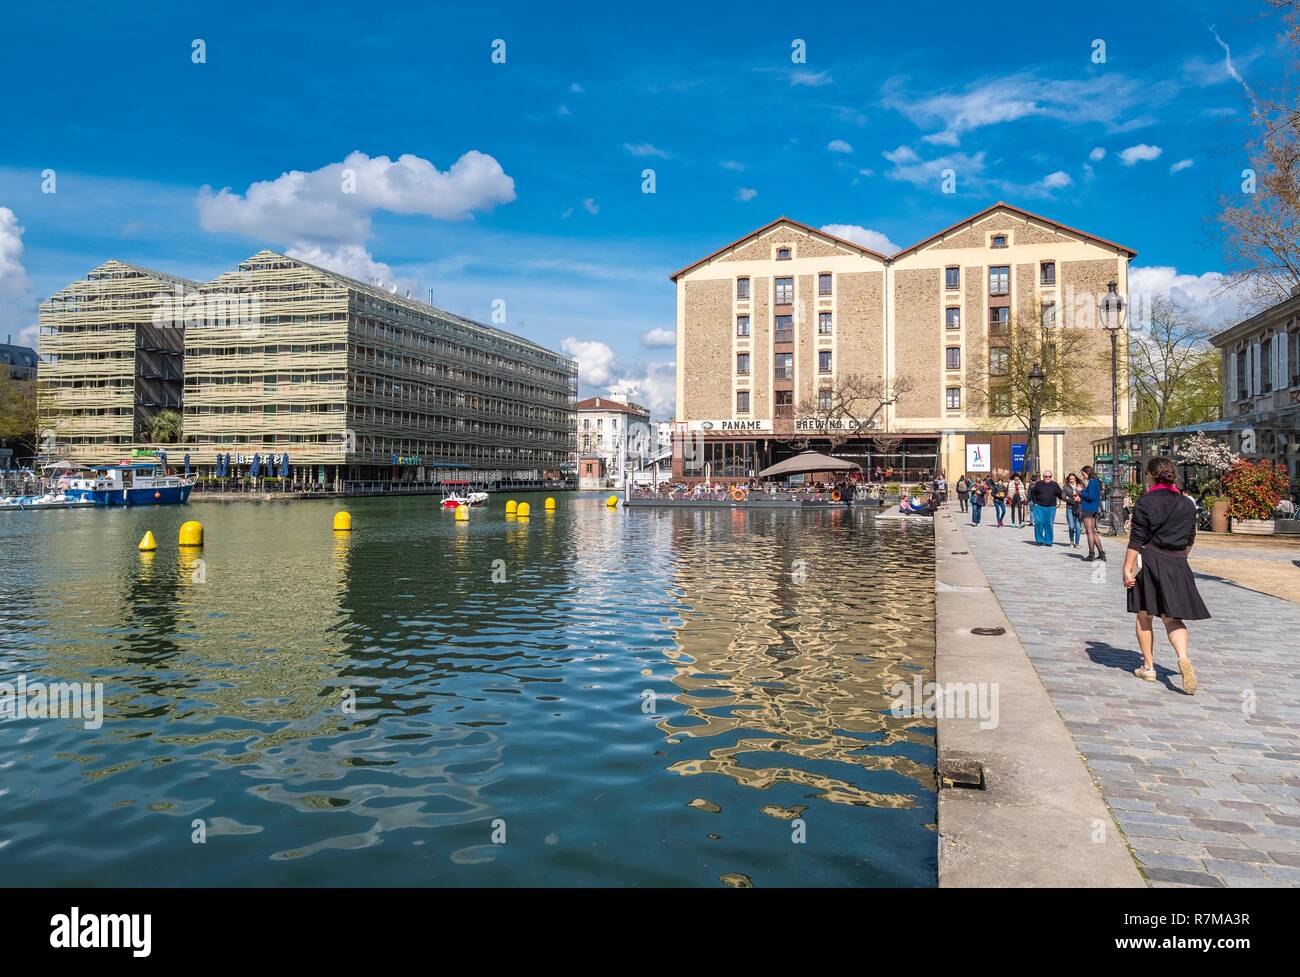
[1129,298,1218,432]
[773,373,913,451]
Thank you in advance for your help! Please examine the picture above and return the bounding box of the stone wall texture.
[721,227,851,262]
[894,267,942,417]
[964,265,985,415]
[752,277,770,419]
[837,271,884,385]
[682,278,733,418]
[798,274,815,402]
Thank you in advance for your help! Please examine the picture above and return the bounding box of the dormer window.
[991,234,1008,249]
[776,247,792,261]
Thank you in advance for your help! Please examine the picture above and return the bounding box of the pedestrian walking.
[969,478,987,525]
[1124,457,1208,695]
[1028,471,1063,545]
[1079,464,1106,561]
[1008,475,1026,528]
[992,477,1008,526]
[956,476,970,512]
[1063,472,1083,547]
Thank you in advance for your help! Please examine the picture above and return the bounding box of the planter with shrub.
[1222,459,1290,536]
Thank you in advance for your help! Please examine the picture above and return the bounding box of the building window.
[737,314,750,337]
[818,273,832,295]
[737,277,750,300]
[991,389,1012,415]
[818,387,833,410]
[1291,329,1300,385]
[990,306,1010,334]
[946,346,961,370]
[775,277,793,304]
[736,390,750,413]
[818,350,832,373]
[775,314,793,342]
[1263,335,1273,392]
[945,307,961,330]
[990,347,1009,376]
[775,390,794,417]
[1040,261,1056,285]
[818,311,833,335]
[989,266,1010,296]
[776,247,792,261]
[991,234,1008,248]
[946,386,961,410]
[945,266,960,290]
[774,352,793,380]
[1041,302,1057,328]
[1235,348,1248,399]
[736,352,750,375]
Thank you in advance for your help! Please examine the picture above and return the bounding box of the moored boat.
[60,464,194,507]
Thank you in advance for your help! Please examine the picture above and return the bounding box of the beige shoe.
[1179,659,1198,695]
[1133,666,1157,682]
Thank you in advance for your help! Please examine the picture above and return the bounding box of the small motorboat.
[0,493,97,511]
[440,491,489,509]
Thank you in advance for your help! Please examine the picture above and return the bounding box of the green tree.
[146,409,184,444]
[0,370,38,455]
[1128,298,1220,432]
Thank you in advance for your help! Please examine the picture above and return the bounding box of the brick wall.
[682,278,733,417]
[894,267,942,417]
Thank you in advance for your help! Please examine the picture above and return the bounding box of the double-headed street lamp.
[1028,361,1045,478]
[1099,281,1127,534]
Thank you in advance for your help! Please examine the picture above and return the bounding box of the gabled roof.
[576,396,650,416]
[890,201,1138,259]
[669,216,889,281]
[86,258,203,290]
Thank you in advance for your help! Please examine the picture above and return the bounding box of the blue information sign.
[1011,443,1027,473]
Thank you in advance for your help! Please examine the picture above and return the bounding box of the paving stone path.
[951,504,1300,887]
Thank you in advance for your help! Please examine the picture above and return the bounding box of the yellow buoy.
[606,495,618,508]
[544,497,556,510]
[517,502,530,518]
[178,520,204,546]
[138,531,157,552]
[455,504,470,521]
[332,511,352,532]
[505,499,518,513]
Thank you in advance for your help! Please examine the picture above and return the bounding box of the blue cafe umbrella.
[183,453,191,477]
[278,452,289,478]
[215,453,224,477]
[159,449,167,471]
[250,453,262,478]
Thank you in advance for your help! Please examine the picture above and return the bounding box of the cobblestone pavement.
[951,505,1300,887]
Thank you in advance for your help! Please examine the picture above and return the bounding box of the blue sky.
[0,0,1286,416]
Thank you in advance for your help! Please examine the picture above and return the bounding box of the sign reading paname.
[685,419,772,432]
[966,443,992,472]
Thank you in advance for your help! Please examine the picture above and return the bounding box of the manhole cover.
[971,627,1006,636]
[950,551,968,555]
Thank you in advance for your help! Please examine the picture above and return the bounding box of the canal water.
[0,494,936,887]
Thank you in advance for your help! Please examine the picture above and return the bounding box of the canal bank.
[932,505,1144,887]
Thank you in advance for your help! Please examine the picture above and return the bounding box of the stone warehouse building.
[38,251,577,488]
[671,203,1133,480]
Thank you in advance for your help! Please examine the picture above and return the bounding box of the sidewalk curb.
[933,506,1145,887]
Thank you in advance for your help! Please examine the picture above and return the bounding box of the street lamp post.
[1099,281,1127,534]
[1028,361,1045,479]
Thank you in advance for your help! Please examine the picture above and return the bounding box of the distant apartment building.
[574,395,652,487]
[1,337,39,467]
[671,203,1134,479]
[1212,286,1300,482]
[38,251,577,486]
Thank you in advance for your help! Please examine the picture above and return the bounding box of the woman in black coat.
[1123,456,1209,695]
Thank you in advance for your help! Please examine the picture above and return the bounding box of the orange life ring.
[731,487,747,502]
[831,490,841,501]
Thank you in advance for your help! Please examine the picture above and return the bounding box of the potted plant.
[1222,459,1290,535]
[1202,494,1230,533]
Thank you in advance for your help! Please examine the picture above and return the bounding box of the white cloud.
[720,160,746,171]
[884,72,1147,145]
[284,242,414,292]
[1037,170,1072,190]
[734,187,758,202]
[582,197,599,215]
[790,70,832,87]
[607,361,676,418]
[569,82,584,93]
[1089,147,1107,162]
[1119,144,1163,166]
[821,223,901,254]
[0,207,35,346]
[197,150,516,243]
[640,327,676,348]
[1169,158,1194,174]
[1129,266,1248,331]
[562,337,618,386]
[827,139,854,154]
[1210,27,1253,96]
[623,142,670,159]
[881,145,986,187]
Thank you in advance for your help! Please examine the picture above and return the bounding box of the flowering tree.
[1221,458,1290,520]
[1175,432,1238,475]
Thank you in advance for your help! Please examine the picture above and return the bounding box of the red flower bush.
[1221,458,1290,520]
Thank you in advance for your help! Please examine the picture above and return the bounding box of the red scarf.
[1150,482,1180,494]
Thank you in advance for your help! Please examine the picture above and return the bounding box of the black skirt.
[1126,545,1211,620]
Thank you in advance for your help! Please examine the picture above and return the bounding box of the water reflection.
[0,497,934,886]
